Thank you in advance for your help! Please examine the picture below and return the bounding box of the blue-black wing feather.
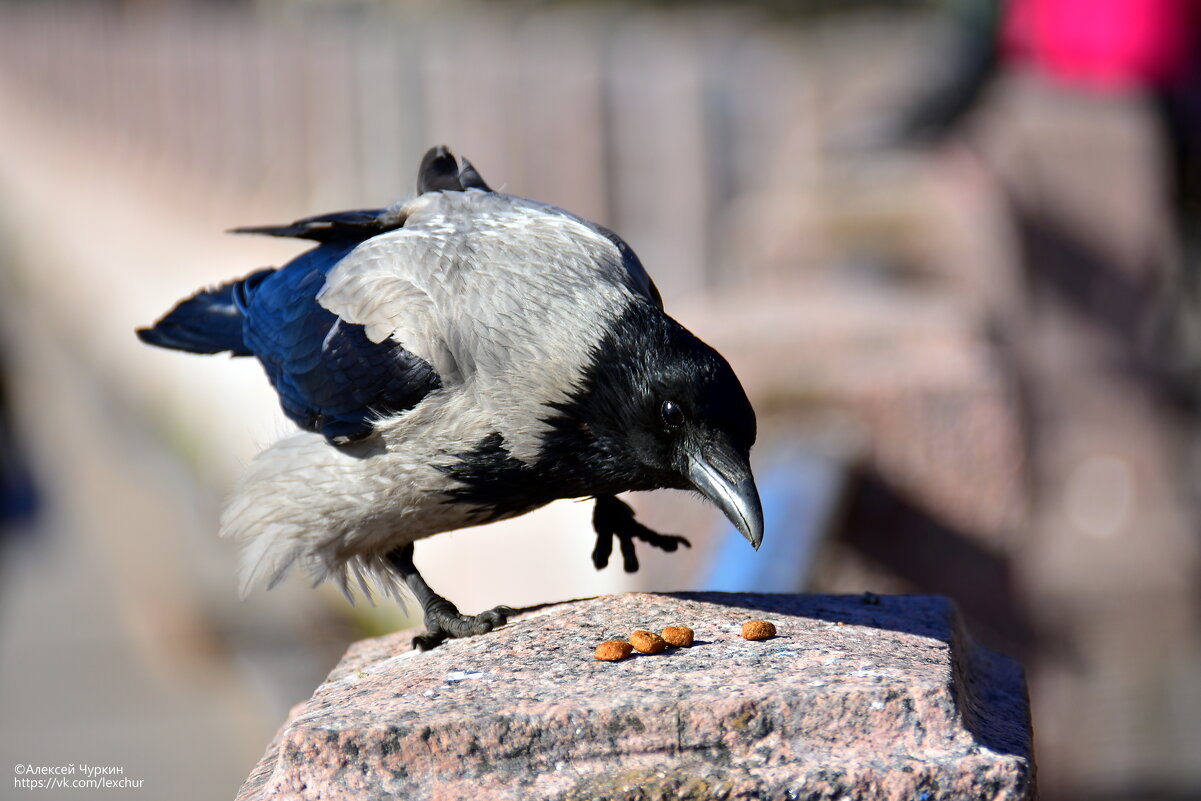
[242,246,441,442]
[136,276,261,356]
[139,242,441,443]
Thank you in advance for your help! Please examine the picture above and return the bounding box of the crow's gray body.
[228,190,660,599]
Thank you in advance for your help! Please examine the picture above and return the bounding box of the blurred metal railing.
[0,2,926,300]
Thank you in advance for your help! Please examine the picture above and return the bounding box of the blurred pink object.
[1002,0,1198,90]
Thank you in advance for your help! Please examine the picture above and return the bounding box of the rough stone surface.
[236,593,1034,801]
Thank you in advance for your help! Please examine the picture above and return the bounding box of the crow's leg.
[591,495,691,573]
[386,543,515,651]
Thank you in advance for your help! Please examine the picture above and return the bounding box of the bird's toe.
[419,604,516,648]
[647,532,691,552]
[479,605,516,627]
[463,604,515,632]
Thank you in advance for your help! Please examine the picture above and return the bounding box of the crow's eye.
[660,400,685,428]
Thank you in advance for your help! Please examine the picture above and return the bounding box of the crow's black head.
[542,301,763,548]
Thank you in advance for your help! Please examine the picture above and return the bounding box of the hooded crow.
[138,146,763,649]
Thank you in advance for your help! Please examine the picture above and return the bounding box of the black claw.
[412,632,447,651]
[591,495,689,574]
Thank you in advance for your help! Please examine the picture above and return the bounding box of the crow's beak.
[687,442,764,550]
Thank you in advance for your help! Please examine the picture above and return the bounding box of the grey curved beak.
[687,446,764,550]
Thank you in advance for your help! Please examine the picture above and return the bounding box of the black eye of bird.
[660,400,685,428]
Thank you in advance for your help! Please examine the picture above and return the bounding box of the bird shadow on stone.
[663,590,956,642]
[650,590,1033,762]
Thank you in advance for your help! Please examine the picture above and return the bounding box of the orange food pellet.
[595,640,634,661]
[742,620,777,640]
[661,626,695,647]
[629,630,668,654]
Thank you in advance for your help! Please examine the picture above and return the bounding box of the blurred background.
[1,0,1199,799]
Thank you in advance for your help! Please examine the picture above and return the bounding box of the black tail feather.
[418,145,464,193]
[458,157,492,191]
[416,146,494,193]
[137,274,268,356]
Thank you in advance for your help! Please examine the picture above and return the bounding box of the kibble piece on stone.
[595,640,634,661]
[742,620,777,640]
[629,630,668,654]
[661,626,695,647]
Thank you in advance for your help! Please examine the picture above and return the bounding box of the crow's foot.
[412,599,517,651]
[386,543,515,651]
[592,495,691,573]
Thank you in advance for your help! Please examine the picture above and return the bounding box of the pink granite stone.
[236,593,1034,801]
